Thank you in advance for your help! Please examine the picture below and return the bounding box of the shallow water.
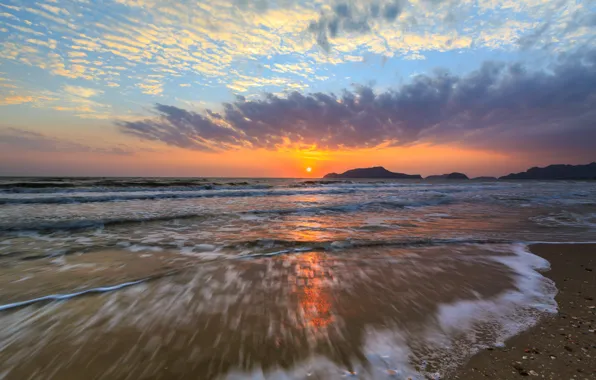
[0,178,595,379]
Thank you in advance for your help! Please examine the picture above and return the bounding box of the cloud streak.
[0,128,136,155]
[119,48,596,159]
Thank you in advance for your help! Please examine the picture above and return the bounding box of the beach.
[453,243,596,379]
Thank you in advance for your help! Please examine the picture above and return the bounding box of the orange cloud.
[0,95,35,105]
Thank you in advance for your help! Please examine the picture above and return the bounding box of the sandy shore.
[451,243,596,379]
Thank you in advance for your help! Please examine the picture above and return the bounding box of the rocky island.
[322,162,596,181]
[425,172,469,180]
[500,162,596,180]
[323,166,422,179]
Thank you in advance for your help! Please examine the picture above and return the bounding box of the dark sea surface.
[0,177,595,379]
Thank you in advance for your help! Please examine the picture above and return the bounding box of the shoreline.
[451,243,596,379]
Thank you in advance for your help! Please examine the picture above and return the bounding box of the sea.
[0,177,595,379]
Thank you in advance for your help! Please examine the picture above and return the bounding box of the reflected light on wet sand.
[299,253,334,332]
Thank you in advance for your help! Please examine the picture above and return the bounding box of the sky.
[0,0,595,178]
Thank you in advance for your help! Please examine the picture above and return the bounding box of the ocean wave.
[0,182,79,190]
[0,182,464,205]
[249,196,452,216]
[530,212,596,228]
[0,178,420,194]
[0,236,512,263]
[0,179,273,194]
[0,187,359,205]
[0,178,513,196]
[0,195,454,232]
[224,237,512,257]
[288,179,354,187]
[0,179,211,189]
[0,183,276,195]
[0,213,212,232]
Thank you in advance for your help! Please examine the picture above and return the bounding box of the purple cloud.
[118,49,596,160]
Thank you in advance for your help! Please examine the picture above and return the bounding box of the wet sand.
[0,245,529,380]
[0,249,194,306]
[452,243,596,379]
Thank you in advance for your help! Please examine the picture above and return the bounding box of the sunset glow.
[0,0,594,177]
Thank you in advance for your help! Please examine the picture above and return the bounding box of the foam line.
[239,247,313,258]
[0,279,146,312]
[0,187,359,205]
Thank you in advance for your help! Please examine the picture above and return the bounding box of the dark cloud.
[383,2,402,21]
[566,10,596,32]
[517,4,596,51]
[517,22,551,50]
[308,1,403,51]
[118,50,596,159]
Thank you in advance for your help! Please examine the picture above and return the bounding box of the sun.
[306,167,312,173]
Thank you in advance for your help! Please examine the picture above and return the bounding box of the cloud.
[0,91,57,106]
[0,0,592,102]
[0,11,18,20]
[308,1,405,51]
[0,4,20,12]
[227,73,308,93]
[38,3,70,16]
[0,95,36,105]
[305,0,593,53]
[137,81,164,95]
[0,128,135,155]
[56,85,113,117]
[118,48,596,159]
[63,85,102,98]
[517,22,551,50]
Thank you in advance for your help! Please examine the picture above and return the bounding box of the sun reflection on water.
[297,252,334,333]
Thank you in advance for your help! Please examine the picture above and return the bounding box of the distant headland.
[499,162,596,180]
[323,166,422,179]
[426,172,469,180]
[323,163,596,180]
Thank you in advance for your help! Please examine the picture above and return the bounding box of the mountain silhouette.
[500,163,596,180]
[426,172,469,180]
[323,166,422,179]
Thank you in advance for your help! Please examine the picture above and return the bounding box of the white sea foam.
[530,212,596,228]
[418,243,557,375]
[127,244,163,252]
[330,240,353,250]
[239,247,312,258]
[195,243,217,251]
[11,276,32,284]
